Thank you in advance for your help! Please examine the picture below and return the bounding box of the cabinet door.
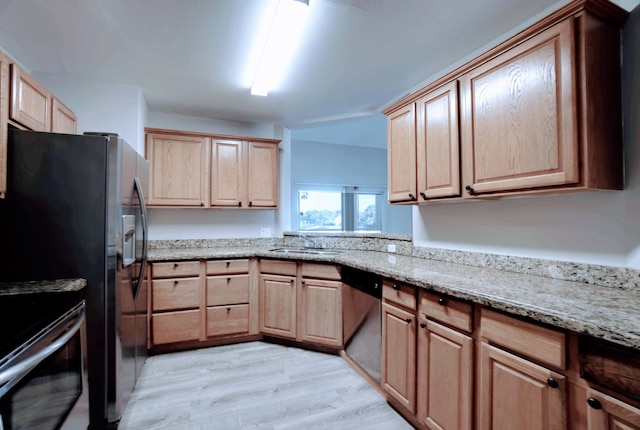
[259,273,296,339]
[416,81,460,200]
[210,139,245,207]
[146,133,209,206]
[460,19,577,196]
[247,141,278,207]
[586,388,640,430]
[51,97,77,134]
[382,302,416,413]
[387,103,417,203]
[479,343,567,430]
[10,63,51,131]
[300,278,342,347]
[0,52,9,199]
[417,319,473,430]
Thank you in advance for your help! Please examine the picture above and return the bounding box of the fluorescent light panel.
[251,0,309,96]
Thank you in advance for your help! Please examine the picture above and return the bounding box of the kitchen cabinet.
[259,260,297,339]
[299,263,342,347]
[584,388,640,430]
[381,280,417,414]
[387,103,417,203]
[150,261,202,345]
[259,260,344,349]
[10,62,51,132]
[479,308,567,430]
[146,132,210,207]
[145,128,280,209]
[416,291,473,430]
[51,97,77,134]
[205,259,253,337]
[210,139,279,208]
[383,1,626,203]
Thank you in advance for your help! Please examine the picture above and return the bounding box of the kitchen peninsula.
[147,232,640,429]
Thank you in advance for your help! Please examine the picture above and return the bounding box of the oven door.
[0,301,87,430]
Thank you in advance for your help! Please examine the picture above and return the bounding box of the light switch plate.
[387,244,396,253]
[261,228,272,237]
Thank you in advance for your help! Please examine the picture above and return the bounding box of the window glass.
[295,186,385,232]
[298,190,342,231]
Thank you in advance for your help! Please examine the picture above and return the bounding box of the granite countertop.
[147,247,640,352]
[0,278,87,296]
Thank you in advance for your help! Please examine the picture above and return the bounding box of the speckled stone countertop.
[0,278,87,296]
[147,246,640,352]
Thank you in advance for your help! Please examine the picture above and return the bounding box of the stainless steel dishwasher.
[342,266,383,384]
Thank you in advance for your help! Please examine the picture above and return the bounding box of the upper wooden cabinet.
[10,63,51,132]
[384,1,627,203]
[210,139,279,208]
[146,128,280,209]
[146,132,210,207]
[0,51,77,199]
[51,97,77,134]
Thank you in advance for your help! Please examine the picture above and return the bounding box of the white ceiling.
[0,0,637,129]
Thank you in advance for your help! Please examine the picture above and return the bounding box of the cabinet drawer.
[152,261,201,278]
[301,263,341,280]
[206,274,250,306]
[206,259,250,275]
[152,309,200,345]
[480,308,566,369]
[260,259,297,276]
[419,291,472,333]
[206,304,250,337]
[152,277,201,311]
[383,279,416,310]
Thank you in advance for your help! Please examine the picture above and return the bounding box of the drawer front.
[206,304,250,337]
[301,263,341,280]
[260,259,297,276]
[207,259,250,275]
[480,308,566,369]
[207,274,250,306]
[152,277,201,311]
[152,310,201,345]
[419,291,473,333]
[383,279,416,310]
[152,261,201,278]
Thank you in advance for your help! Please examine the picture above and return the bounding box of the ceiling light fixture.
[250,0,310,97]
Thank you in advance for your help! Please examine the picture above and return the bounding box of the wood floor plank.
[119,341,414,429]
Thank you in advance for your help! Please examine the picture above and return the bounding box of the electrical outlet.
[387,244,397,253]
[261,228,271,237]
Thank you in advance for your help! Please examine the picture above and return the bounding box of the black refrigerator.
[0,128,149,429]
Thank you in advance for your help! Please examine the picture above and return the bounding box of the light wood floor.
[119,341,414,429]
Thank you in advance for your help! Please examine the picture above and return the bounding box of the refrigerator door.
[134,152,149,383]
[109,138,139,424]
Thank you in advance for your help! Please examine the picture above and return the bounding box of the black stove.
[0,287,85,360]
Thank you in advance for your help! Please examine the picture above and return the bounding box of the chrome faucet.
[299,233,324,249]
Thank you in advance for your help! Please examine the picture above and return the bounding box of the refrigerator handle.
[133,176,148,299]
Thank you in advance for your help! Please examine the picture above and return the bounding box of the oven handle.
[0,305,85,386]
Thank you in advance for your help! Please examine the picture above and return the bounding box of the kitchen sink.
[269,248,342,256]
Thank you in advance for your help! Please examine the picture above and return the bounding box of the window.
[295,185,384,232]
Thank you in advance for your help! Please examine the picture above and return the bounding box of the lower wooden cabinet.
[381,301,417,413]
[417,319,473,430]
[150,258,256,347]
[585,388,640,430]
[299,277,342,347]
[259,273,297,339]
[479,342,567,430]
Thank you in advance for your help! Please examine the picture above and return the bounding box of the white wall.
[147,111,275,139]
[31,72,146,154]
[412,4,640,270]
